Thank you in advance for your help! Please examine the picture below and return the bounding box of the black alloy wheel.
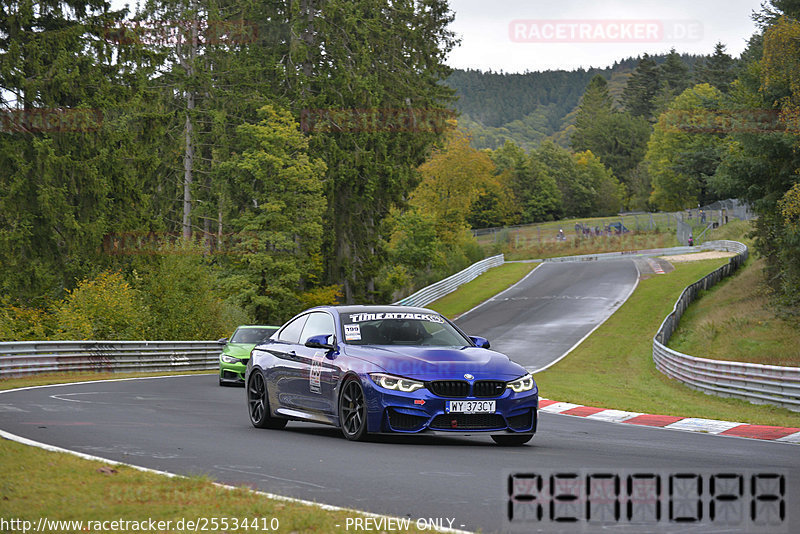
[247,371,287,429]
[339,377,368,441]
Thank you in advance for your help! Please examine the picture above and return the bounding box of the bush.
[0,298,55,341]
[53,271,148,340]
[134,246,246,340]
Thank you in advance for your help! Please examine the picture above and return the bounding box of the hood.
[342,345,526,381]
[222,343,256,359]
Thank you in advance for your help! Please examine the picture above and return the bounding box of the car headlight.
[507,373,535,393]
[220,354,240,364]
[369,373,424,393]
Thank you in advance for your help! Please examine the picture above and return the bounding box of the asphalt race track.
[2,260,798,533]
[455,259,640,371]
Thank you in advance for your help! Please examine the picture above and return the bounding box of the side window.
[300,312,335,343]
[277,315,308,344]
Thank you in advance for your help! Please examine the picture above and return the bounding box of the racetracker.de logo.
[0,108,103,133]
[104,19,258,46]
[300,108,455,134]
[509,19,703,43]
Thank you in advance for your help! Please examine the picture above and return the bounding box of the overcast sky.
[108,0,766,73]
[446,0,765,72]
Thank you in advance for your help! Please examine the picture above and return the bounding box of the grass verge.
[0,371,430,533]
[427,262,538,318]
[0,438,429,534]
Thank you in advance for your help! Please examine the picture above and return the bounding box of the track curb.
[539,398,800,444]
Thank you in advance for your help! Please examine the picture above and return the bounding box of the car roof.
[313,305,439,316]
[235,325,279,329]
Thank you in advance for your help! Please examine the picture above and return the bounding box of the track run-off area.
[1,259,798,533]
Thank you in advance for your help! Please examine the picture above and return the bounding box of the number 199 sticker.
[344,324,361,341]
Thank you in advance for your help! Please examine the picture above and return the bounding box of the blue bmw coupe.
[245,305,538,445]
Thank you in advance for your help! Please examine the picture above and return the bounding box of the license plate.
[446,400,495,414]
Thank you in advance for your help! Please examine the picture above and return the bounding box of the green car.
[218,325,279,386]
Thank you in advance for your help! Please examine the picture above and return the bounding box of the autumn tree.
[411,129,496,244]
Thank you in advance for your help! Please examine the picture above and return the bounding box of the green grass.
[427,262,538,318]
[0,438,431,534]
[534,259,800,428]
[669,257,800,367]
[0,371,431,533]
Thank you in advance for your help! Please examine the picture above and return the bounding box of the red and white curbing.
[539,399,800,444]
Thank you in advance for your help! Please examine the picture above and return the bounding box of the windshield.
[230,327,277,344]
[340,312,471,347]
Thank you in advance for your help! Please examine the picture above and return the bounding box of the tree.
[218,105,328,323]
[295,0,458,303]
[535,141,596,218]
[572,72,653,206]
[571,75,614,152]
[0,0,144,304]
[574,151,624,216]
[491,141,561,223]
[412,129,496,244]
[655,48,691,112]
[647,84,726,210]
[622,54,660,120]
[695,42,737,93]
[712,6,800,309]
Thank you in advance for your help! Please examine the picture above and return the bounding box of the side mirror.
[469,336,490,349]
[217,338,228,344]
[305,334,336,351]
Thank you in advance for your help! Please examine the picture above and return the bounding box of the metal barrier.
[652,240,800,412]
[0,340,222,378]
[393,254,504,307]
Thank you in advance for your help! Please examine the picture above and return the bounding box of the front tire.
[492,434,533,446]
[339,376,368,441]
[247,371,287,429]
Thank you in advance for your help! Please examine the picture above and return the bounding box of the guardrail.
[393,254,504,307]
[0,340,222,378]
[652,240,800,412]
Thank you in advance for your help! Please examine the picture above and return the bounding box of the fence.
[652,240,800,412]
[675,199,754,246]
[393,254,504,307]
[0,340,222,378]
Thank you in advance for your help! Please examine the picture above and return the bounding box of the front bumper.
[363,380,538,435]
[219,358,248,384]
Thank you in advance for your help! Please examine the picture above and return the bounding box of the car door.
[267,314,309,413]
[296,311,339,416]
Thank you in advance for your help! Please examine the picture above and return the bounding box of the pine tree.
[293,0,458,303]
[0,0,138,303]
[622,54,660,120]
[655,48,691,112]
[571,75,613,152]
[694,42,736,93]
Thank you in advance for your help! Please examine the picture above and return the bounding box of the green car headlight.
[507,373,535,393]
[369,373,424,393]
[220,354,240,364]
